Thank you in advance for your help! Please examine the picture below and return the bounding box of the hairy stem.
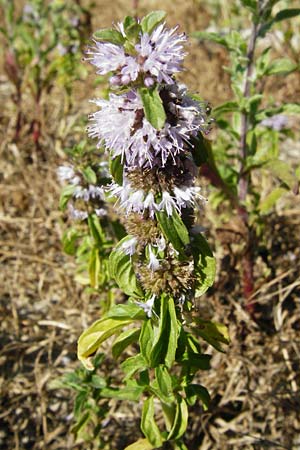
[238,22,258,202]
[237,21,258,313]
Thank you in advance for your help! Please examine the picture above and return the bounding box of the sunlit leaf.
[167,395,188,441]
[82,166,97,184]
[59,184,76,210]
[266,58,298,76]
[101,386,144,401]
[155,366,175,404]
[141,11,166,34]
[124,438,155,450]
[121,354,147,379]
[258,187,287,214]
[141,397,163,447]
[138,86,166,130]
[110,155,123,185]
[78,317,132,369]
[156,209,189,255]
[191,233,216,297]
[112,328,140,358]
[93,28,125,45]
[109,236,144,298]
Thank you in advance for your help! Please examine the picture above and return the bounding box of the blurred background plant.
[193,0,300,315]
[0,0,91,146]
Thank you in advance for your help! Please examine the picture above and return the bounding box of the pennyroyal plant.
[60,11,229,449]
[193,0,300,315]
[0,0,89,144]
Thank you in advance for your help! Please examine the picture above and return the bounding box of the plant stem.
[238,22,257,202]
[237,21,258,315]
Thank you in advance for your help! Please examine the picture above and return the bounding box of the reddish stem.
[237,22,259,315]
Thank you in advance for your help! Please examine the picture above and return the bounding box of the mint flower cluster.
[57,163,109,220]
[88,13,211,217]
[84,12,213,307]
[58,11,214,313]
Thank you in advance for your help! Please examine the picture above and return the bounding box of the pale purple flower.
[121,236,138,256]
[88,85,210,168]
[109,178,202,217]
[73,185,105,202]
[57,165,81,186]
[57,165,74,180]
[147,246,160,271]
[260,114,288,131]
[86,41,127,75]
[68,204,88,221]
[159,191,176,216]
[87,22,186,87]
[173,186,204,209]
[136,295,156,318]
[135,23,187,84]
[155,236,166,252]
[95,208,107,217]
[88,185,105,200]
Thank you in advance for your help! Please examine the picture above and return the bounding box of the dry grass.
[1,1,300,449]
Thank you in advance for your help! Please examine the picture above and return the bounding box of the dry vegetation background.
[0,1,300,449]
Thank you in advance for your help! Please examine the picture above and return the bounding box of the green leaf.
[140,320,154,365]
[59,184,76,210]
[258,187,287,214]
[185,384,210,410]
[190,319,230,352]
[124,438,155,450]
[138,86,166,130]
[149,294,169,367]
[167,396,188,441]
[62,228,81,255]
[121,354,147,379]
[182,353,211,371]
[107,303,146,320]
[213,101,239,118]
[123,16,141,41]
[88,213,105,244]
[101,386,144,401]
[109,236,144,298]
[192,31,228,47]
[88,246,101,289]
[112,328,140,358]
[141,11,167,34]
[165,297,179,368]
[93,28,125,45]
[240,0,257,14]
[82,166,97,184]
[266,58,298,76]
[274,8,300,22]
[110,155,123,185]
[71,411,90,434]
[90,374,107,389]
[156,209,189,255]
[265,159,298,190]
[281,103,300,114]
[78,317,132,369]
[191,233,216,297]
[141,397,163,448]
[155,366,175,404]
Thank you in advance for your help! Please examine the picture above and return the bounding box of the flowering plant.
[59,11,229,449]
[193,1,300,314]
[0,0,89,144]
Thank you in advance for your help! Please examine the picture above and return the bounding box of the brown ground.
[1,1,300,449]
